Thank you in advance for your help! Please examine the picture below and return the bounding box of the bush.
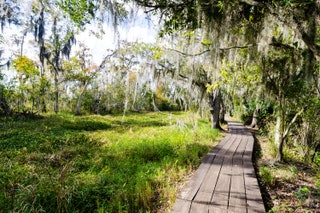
[260,166,275,186]
[240,99,274,128]
[294,187,310,201]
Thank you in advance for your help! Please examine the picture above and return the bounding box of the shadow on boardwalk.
[171,120,266,213]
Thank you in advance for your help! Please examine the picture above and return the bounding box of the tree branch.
[270,40,298,50]
[166,48,210,57]
[239,0,266,7]
[166,44,255,57]
[220,44,255,50]
[0,60,10,69]
[266,2,319,58]
[98,50,117,71]
[292,15,320,58]
[240,0,320,58]
[283,107,305,140]
[135,0,194,13]
[0,63,7,67]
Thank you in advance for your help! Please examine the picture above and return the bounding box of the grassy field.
[0,111,221,212]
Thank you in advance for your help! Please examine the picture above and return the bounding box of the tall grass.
[0,112,220,212]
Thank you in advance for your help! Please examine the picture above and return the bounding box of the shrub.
[260,166,275,186]
[294,187,309,201]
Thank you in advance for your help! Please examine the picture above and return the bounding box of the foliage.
[257,132,320,212]
[12,56,39,78]
[241,99,274,126]
[11,56,44,113]
[57,0,128,30]
[294,187,310,201]
[134,0,320,152]
[57,0,96,27]
[0,111,220,212]
[314,152,320,167]
[259,166,275,187]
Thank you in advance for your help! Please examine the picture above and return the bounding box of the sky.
[76,10,159,65]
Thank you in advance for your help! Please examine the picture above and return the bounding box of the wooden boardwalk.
[172,121,265,213]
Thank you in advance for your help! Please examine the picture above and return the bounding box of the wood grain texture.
[171,121,266,213]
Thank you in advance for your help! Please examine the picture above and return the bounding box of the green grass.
[0,111,220,212]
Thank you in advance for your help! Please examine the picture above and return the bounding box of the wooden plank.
[244,163,265,212]
[171,121,266,213]
[189,193,210,213]
[208,168,231,211]
[171,198,191,213]
[190,134,237,212]
[177,134,233,201]
[202,134,232,164]
[243,136,265,213]
[229,135,247,212]
[209,134,242,211]
[195,135,236,193]
[209,206,226,213]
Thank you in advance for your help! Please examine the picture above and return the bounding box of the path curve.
[171,121,265,213]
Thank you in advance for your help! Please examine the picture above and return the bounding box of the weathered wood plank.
[195,135,236,194]
[176,134,233,202]
[209,134,242,211]
[188,134,237,212]
[171,121,266,213]
[209,207,226,213]
[189,197,209,213]
[171,198,191,213]
[229,135,247,212]
[244,136,265,213]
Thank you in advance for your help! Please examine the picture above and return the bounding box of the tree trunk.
[276,137,285,162]
[250,104,259,128]
[220,95,226,124]
[94,95,100,114]
[105,74,110,112]
[122,73,130,122]
[18,75,23,113]
[275,105,305,162]
[32,97,34,113]
[0,91,12,116]
[54,72,59,114]
[76,81,89,116]
[40,67,47,113]
[132,81,138,111]
[208,88,222,129]
[41,99,47,113]
[274,114,285,162]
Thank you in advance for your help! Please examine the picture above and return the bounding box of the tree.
[261,46,308,161]
[63,44,97,115]
[30,0,77,114]
[12,56,41,113]
[132,0,320,161]
[57,0,128,33]
[130,1,256,128]
[0,0,22,30]
[0,76,12,116]
[300,96,320,163]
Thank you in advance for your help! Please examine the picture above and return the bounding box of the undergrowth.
[0,111,220,212]
[256,135,320,213]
